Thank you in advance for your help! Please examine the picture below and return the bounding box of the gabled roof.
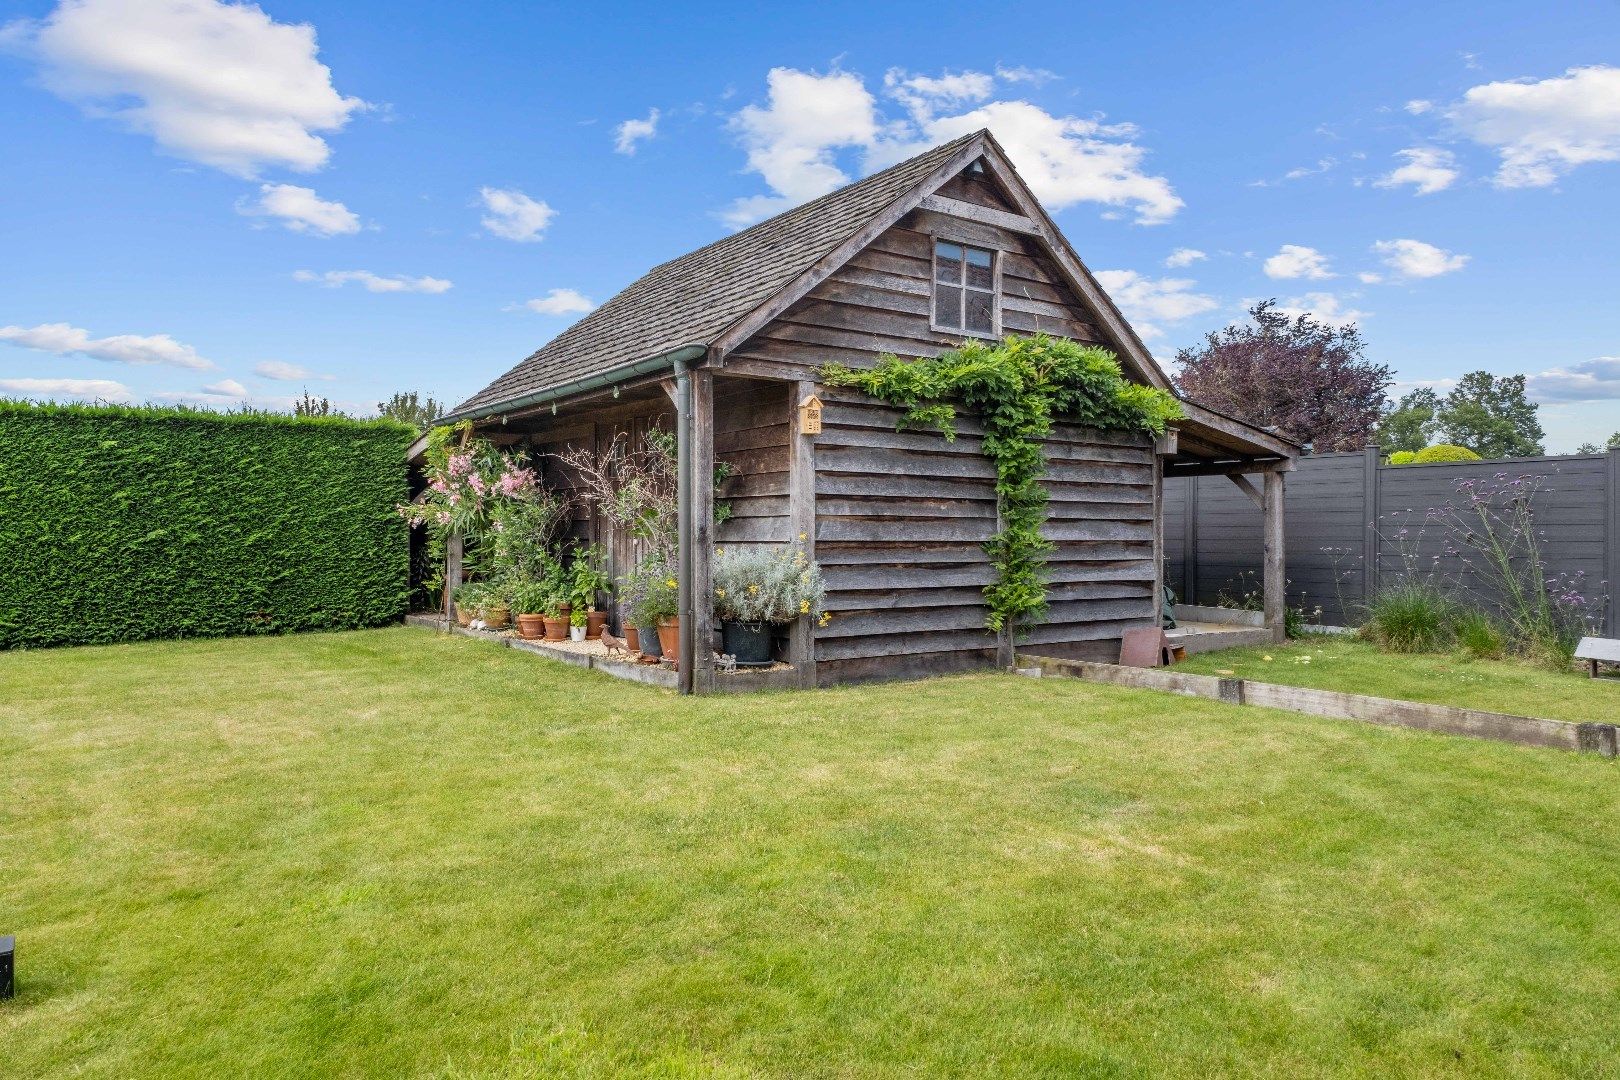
[449,132,985,420]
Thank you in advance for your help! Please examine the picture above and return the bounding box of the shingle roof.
[449,132,984,419]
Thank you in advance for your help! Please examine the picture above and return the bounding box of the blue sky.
[1,0,1616,449]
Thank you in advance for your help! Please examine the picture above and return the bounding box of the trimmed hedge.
[0,401,415,649]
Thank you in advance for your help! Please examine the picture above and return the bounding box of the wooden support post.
[690,370,717,693]
[1152,432,1176,629]
[443,532,464,627]
[787,379,819,688]
[1263,468,1287,643]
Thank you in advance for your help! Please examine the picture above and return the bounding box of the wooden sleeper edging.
[1019,654,1618,757]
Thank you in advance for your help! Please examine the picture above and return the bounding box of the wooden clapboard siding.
[715,380,793,549]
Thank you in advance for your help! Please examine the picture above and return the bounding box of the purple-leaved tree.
[1173,300,1392,452]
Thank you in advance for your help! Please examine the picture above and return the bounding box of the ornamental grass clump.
[712,545,828,627]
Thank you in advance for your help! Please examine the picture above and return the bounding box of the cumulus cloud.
[1447,65,1620,187]
[292,269,452,293]
[0,376,131,401]
[1374,147,1460,195]
[1164,247,1206,268]
[520,289,595,316]
[720,66,1182,227]
[614,108,659,154]
[1372,238,1469,279]
[0,321,213,369]
[1263,244,1334,280]
[479,186,555,242]
[10,0,367,177]
[254,360,330,380]
[1271,293,1370,324]
[1526,355,1620,402]
[240,183,360,236]
[1405,99,1434,115]
[1092,269,1218,340]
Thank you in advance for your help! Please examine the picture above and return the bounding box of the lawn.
[3,628,1618,1077]
[1178,634,1619,723]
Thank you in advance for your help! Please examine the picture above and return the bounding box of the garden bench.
[1575,637,1620,679]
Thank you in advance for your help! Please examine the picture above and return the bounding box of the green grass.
[1178,634,1619,723]
[3,628,1618,1077]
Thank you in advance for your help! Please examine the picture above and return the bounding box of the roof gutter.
[440,343,709,425]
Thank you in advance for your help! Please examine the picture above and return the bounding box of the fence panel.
[1164,447,1619,633]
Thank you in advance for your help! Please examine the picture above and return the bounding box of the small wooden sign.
[798,394,823,436]
[1575,636,1620,678]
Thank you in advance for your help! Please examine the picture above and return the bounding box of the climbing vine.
[822,334,1182,635]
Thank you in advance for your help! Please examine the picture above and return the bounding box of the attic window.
[932,240,998,337]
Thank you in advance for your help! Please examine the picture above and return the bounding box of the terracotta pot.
[455,605,473,628]
[516,613,545,640]
[586,610,608,639]
[624,626,640,652]
[656,615,680,659]
[542,615,568,641]
[484,604,510,630]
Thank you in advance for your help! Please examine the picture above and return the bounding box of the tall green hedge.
[0,401,416,649]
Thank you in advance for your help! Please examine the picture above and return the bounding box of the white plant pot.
[570,625,586,642]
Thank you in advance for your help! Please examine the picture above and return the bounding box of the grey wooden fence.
[1164,446,1620,634]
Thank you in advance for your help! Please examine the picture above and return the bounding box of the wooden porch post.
[1263,467,1287,643]
[691,370,717,693]
[787,379,819,688]
[443,532,464,628]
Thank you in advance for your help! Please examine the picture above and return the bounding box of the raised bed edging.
[1019,654,1619,758]
[404,615,802,694]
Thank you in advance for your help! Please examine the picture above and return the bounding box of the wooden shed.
[435,129,1296,692]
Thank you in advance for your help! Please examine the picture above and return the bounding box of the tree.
[377,390,446,432]
[1375,388,1440,455]
[1173,300,1391,452]
[293,391,341,417]
[1574,433,1620,454]
[1436,371,1544,459]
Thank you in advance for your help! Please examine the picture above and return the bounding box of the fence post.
[1182,476,1199,606]
[1609,447,1619,636]
[1361,446,1381,620]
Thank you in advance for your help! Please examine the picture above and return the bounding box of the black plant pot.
[721,620,776,665]
[638,623,662,659]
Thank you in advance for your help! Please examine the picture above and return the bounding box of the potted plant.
[509,579,549,640]
[569,545,613,640]
[452,581,479,627]
[569,606,588,642]
[484,589,511,631]
[712,544,827,665]
[646,571,681,660]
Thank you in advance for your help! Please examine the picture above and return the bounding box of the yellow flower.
[818,612,832,627]
[748,584,759,593]
[715,588,726,598]
[797,531,807,541]
[799,599,810,614]
[665,578,678,589]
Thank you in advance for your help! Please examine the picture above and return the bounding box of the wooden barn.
[433,129,1296,692]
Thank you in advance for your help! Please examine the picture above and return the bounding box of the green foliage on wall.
[0,401,415,649]
[823,334,1183,636]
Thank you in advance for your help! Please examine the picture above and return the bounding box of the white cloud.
[1357,271,1384,284]
[1092,269,1218,340]
[1164,247,1206,268]
[0,376,131,401]
[614,108,660,155]
[13,0,367,177]
[0,321,213,369]
[202,378,247,396]
[1374,147,1460,195]
[1405,99,1434,115]
[292,269,452,293]
[519,289,596,316]
[241,183,360,236]
[720,66,1183,228]
[1448,65,1620,187]
[254,360,330,381]
[722,67,880,226]
[478,186,555,242]
[1372,238,1469,279]
[1272,293,1370,323]
[994,65,1058,86]
[1263,244,1334,280]
[1526,356,1620,402]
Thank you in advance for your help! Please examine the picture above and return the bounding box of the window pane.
[934,242,962,284]
[934,285,963,328]
[965,247,993,289]
[965,289,994,334]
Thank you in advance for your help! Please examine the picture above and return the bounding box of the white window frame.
[930,238,1000,339]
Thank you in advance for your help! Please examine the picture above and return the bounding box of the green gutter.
[440,343,709,424]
